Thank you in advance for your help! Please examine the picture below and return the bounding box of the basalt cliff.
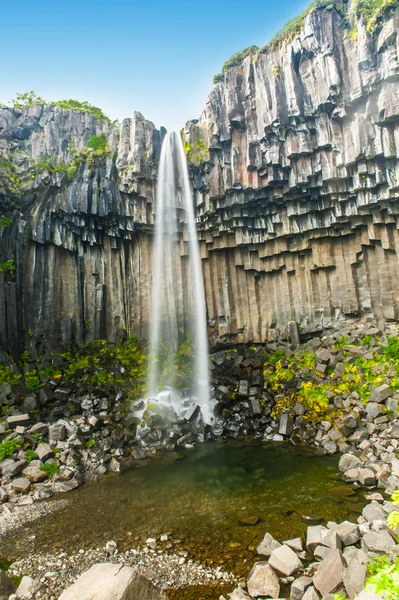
[1,4,399,357]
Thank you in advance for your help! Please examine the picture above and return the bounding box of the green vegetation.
[86,134,108,151]
[85,439,95,449]
[0,218,12,229]
[0,439,20,462]
[213,0,396,82]
[265,332,399,423]
[354,0,398,34]
[0,259,15,273]
[10,91,112,123]
[0,156,22,196]
[25,449,38,463]
[0,363,20,387]
[40,462,59,478]
[181,129,210,165]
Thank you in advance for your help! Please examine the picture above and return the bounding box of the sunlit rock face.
[187,7,399,345]
[1,7,399,357]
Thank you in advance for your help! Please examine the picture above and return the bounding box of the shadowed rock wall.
[1,6,399,356]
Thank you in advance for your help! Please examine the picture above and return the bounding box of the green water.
[0,440,366,578]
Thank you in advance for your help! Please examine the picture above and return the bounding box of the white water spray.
[147,131,212,424]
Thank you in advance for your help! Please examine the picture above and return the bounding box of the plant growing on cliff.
[40,462,59,478]
[0,260,15,274]
[11,91,46,108]
[9,91,112,123]
[353,0,398,34]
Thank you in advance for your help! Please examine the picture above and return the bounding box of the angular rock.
[247,561,280,598]
[306,525,328,550]
[229,588,252,600]
[268,544,303,576]
[362,502,387,523]
[358,468,376,487]
[284,537,303,552]
[10,477,30,493]
[6,414,29,429]
[362,530,396,554]
[313,549,346,597]
[35,443,54,461]
[279,413,294,436]
[343,558,367,599]
[257,532,281,556]
[290,576,312,600]
[334,521,360,546]
[22,465,47,483]
[58,563,167,600]
[370,384,392,403]
[16,576,42,596]
[301,587,320,600]
[338,454,362,472]
[49,421,67,441]
[0,569,16,598]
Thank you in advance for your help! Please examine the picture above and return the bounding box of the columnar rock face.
[188,6,399,345]
[1,6,399,355]
[0,108,163,356]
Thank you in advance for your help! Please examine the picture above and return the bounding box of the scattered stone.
[334,521,360,546]
[10,477,30,493]
[343,557,367,598]
[338,454,362,472]
[362,530,396,554]
[313,549,346,596]
[239,515,260,526]
[257,533,281,556]
[16,576,42,596]
[290,576,312,600]
[6,414,30,429]
[58,563,167,600]
[268,544,303,576]
[36,444,54,462]
[247,562,280,598]
[0,569,16,598]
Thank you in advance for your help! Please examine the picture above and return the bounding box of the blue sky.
[1,0,308,131]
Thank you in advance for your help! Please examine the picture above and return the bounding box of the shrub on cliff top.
[9,91,112,123]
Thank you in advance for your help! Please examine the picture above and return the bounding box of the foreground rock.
[0,570,15,599]
[59,563,167,600]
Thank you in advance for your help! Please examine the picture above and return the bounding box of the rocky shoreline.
[2,319,399,597]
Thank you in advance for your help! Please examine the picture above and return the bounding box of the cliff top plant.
[212,0,396,82]
[9,91,112,123]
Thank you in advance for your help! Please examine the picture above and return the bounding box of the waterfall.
[146,131,212,424]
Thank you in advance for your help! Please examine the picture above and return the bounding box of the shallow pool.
[0,440,366,578]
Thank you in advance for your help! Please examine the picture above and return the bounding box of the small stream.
[0,440,366,579]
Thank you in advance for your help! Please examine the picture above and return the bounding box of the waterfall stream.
[146,131,212,424]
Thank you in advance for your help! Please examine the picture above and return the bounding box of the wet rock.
[313,549,346,597]
[239,515,260,526]
[268,544,303,576]
[58,563,167,600]
[247,561,280,598]
[257,532,282,556]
